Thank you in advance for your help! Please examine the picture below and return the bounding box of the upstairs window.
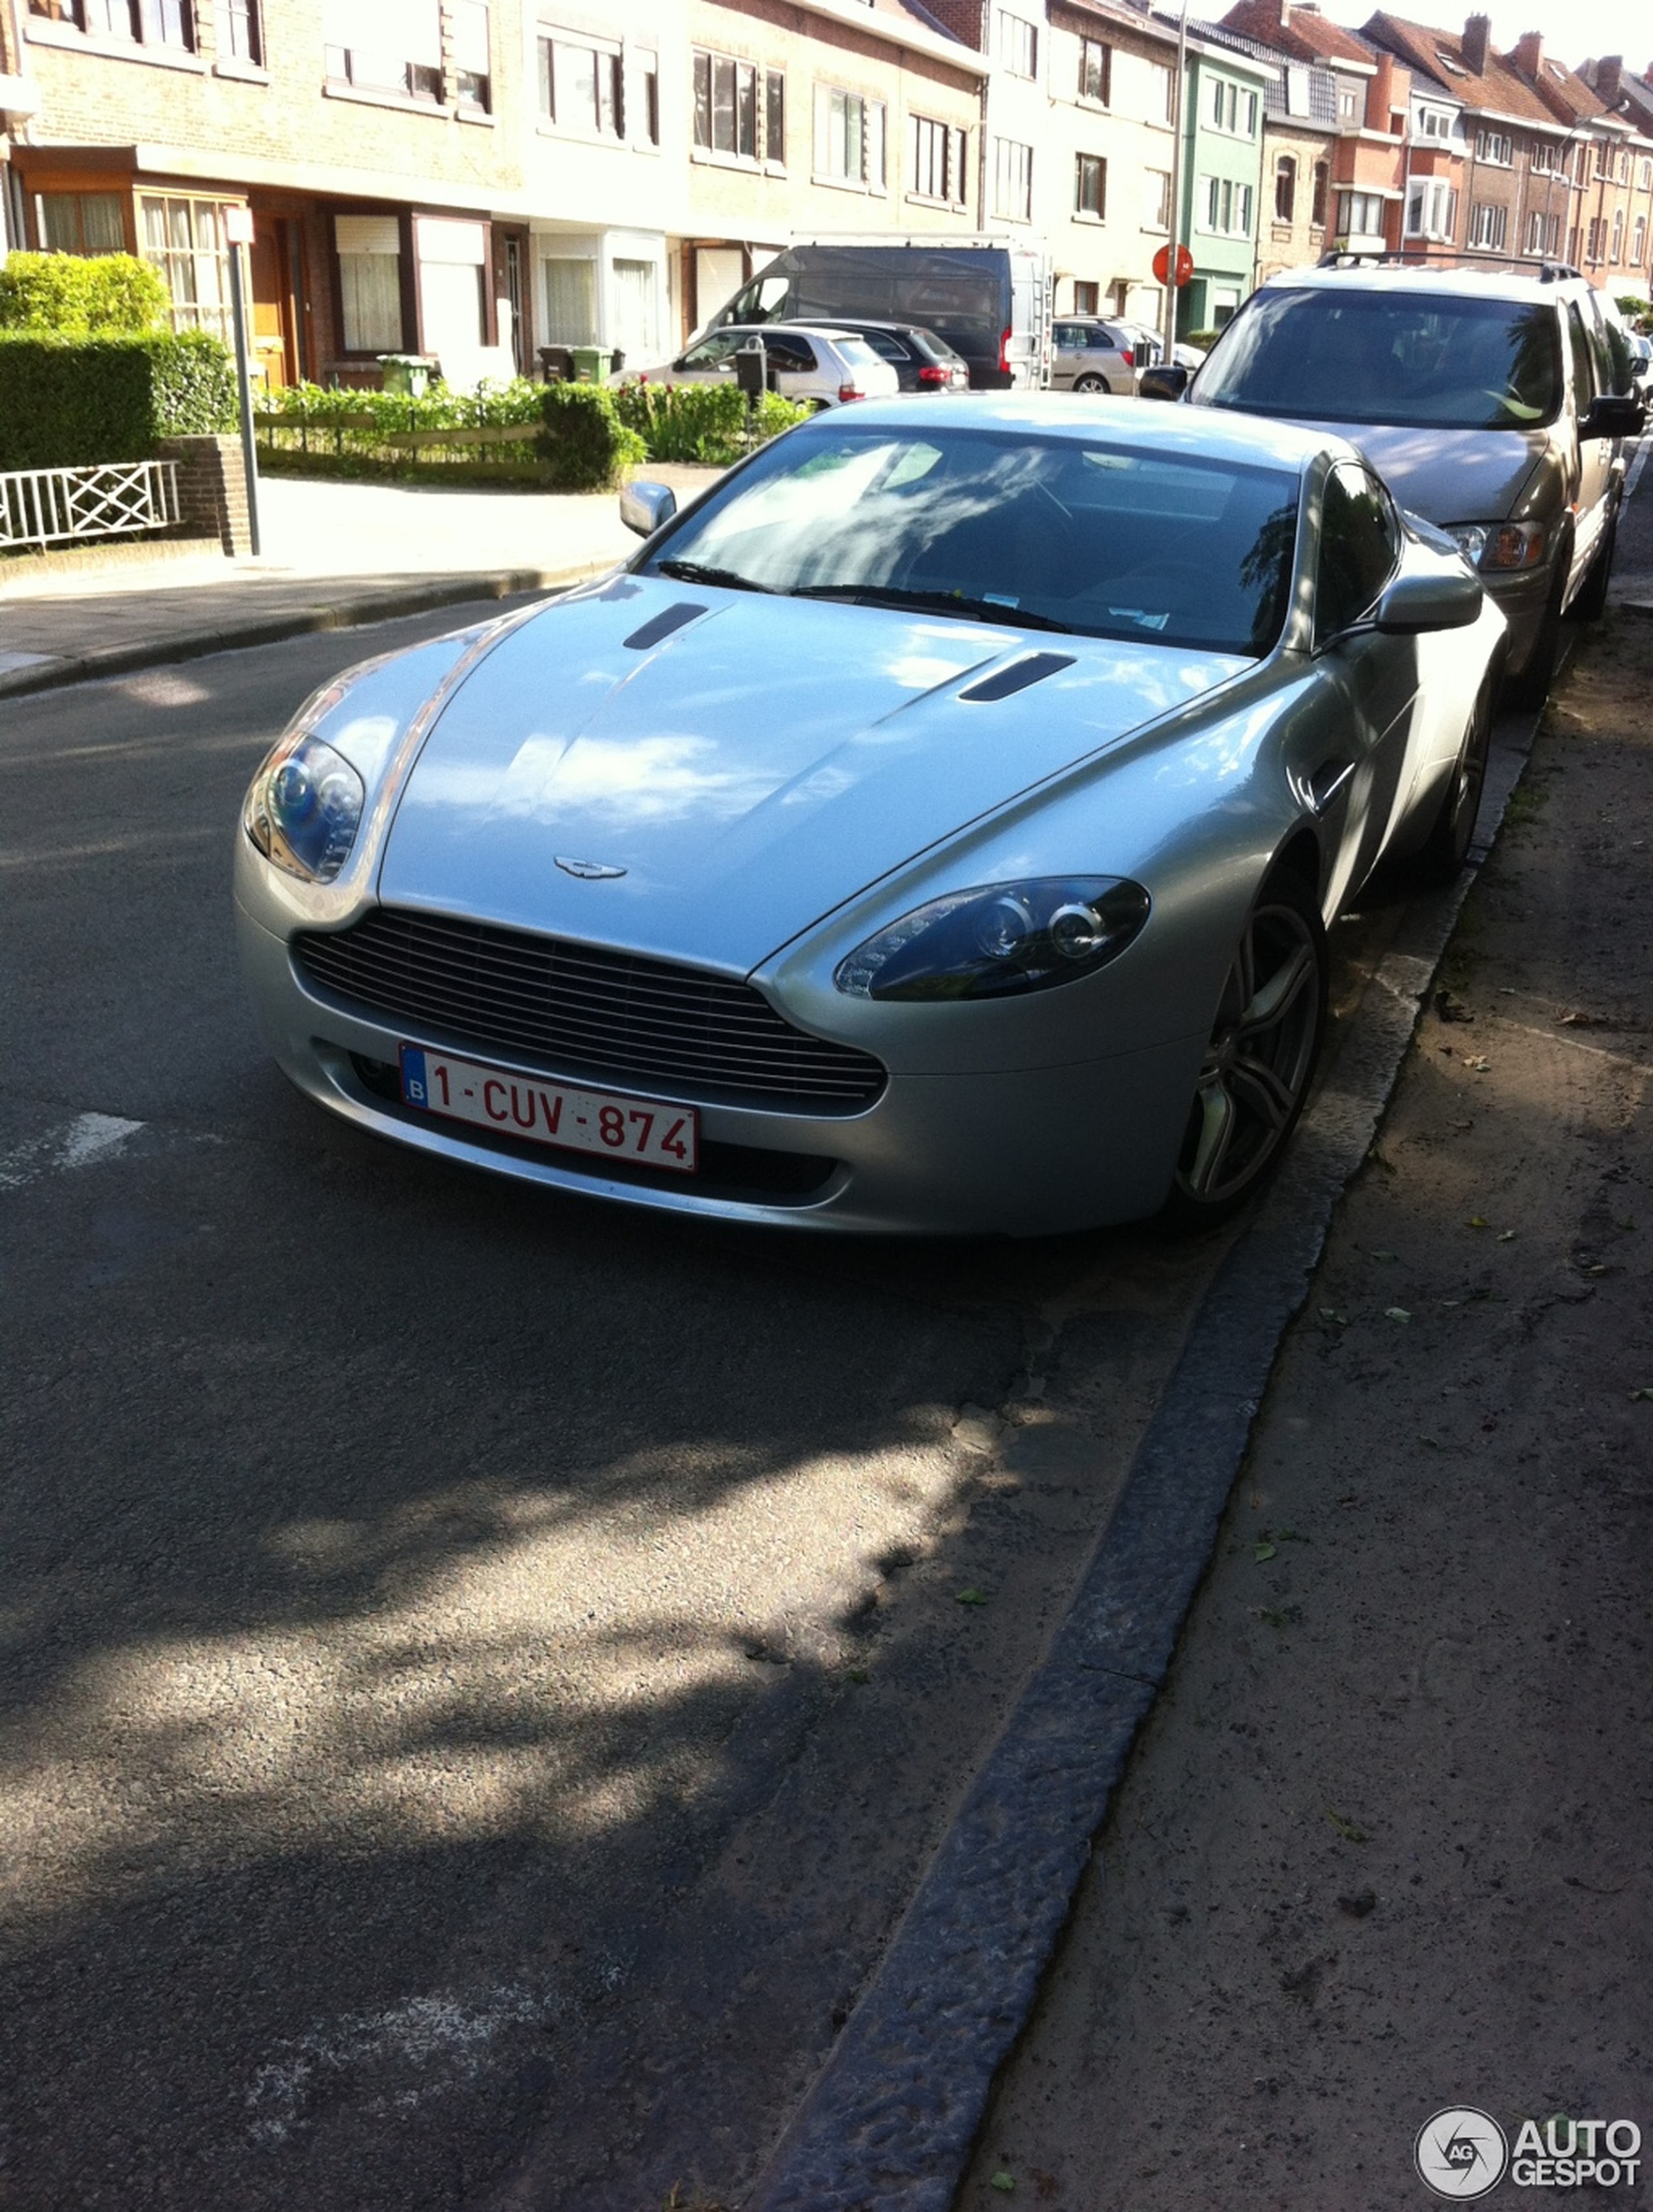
[543,28,623,137]
[693,48,756,160]
[992,137,1032,221]
[909,113,967,205]
[1417,104,1453,138]
[1209,77,1258,136]
[1143,60,1173,120]
[815,84,886,188]
[1475,128,1513,164]
[765,68,784,164]
[1275,153,1296,221]
[1074,152,1106,217]
[453,0,489,110]
[998,10,1037,78]
[1079,36,1110,104]
[324,0,442,100]
[1311,160,1329,225]
[34,0,197,47]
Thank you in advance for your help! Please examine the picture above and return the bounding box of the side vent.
[958,652,1076,703]
[623,602,707,651]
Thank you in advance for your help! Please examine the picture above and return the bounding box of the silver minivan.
[1175,264,1643,702]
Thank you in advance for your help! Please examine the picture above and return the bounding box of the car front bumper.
[236,901,1207,1237]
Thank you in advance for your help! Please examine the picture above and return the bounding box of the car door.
[1564,297,1616,598]
[670,329,741,389]
[1050,320,1086,390]
[1313,462,1420,906]
[761,331,828,404]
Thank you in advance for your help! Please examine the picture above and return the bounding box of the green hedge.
[613,381,812,464]
[0,330,239,469]
[0,252,171,337]
[536,381,646,490]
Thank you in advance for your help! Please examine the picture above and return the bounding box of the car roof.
[811,391,1344,469]
[1259,262,1570,305]
[771,316,961,348]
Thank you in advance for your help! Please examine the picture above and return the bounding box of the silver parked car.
[1181,263,1643,703]
[1049,318,1153,395]
[610,323,899,409]
[236,398,1505,1236]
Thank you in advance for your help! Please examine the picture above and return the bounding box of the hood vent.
[622,601,707,652]
[958,652,1076,703]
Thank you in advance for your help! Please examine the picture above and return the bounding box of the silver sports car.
[235,396,1505,1235]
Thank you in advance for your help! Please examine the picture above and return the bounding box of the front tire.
[1159,874,1328,1229]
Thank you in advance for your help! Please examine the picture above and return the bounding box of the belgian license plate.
[399,1045,698,1174]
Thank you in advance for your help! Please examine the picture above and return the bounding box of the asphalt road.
[0,609,1460,2209]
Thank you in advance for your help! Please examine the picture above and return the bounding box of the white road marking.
[0,1113,145,1192]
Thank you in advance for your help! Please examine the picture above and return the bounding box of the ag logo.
[1416,2108,1510,2199]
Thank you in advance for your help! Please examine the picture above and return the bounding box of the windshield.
[1195,289,1563,430]
[639,425,1300,658]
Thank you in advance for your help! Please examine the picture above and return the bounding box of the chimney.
[1594,54,1623,101]
[1463,13,1490,73]
[1277,0,1291,29]
[1513,30,1544,79]
[1365,48,1395,128]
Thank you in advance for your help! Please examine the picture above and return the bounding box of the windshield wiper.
[789,584,1073,633]
[653,559,775,593]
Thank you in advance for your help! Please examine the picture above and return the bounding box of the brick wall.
[159,434,251,557]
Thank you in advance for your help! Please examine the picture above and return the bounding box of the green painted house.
[1175,36,1269,337]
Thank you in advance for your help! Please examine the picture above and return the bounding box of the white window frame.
[1469,199,1509,250]
[1078,34,1110,105]
[1074,150,1106,220]
[1406,177,1458,240]
[992,136,1033,223]
[1475,128,1513,165]
[1197,173,1253,237]
[908,112,967,208]
[813,83,886,192]
[998,10,1037,79]
[541,25,623,142]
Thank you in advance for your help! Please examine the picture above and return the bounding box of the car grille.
[294,907,886,1112]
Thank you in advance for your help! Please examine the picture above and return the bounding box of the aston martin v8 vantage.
[235,397,1505,1236]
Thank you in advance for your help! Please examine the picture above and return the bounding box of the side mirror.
[1580,392,1645,441]
[1373,567,1482,633]
[619,480,677,539]
[1137,363,1190,403]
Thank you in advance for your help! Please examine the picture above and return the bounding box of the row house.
[1176,25,1270,333]
[1509,36,1653,294]
[1363,12,1653,292]
[1039,0,1182,327]
[0,0,991,387]
[1220,0,1407,259]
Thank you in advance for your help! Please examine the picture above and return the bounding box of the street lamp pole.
[1161,0,1192,367]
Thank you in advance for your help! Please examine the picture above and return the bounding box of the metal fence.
[0,460,181,550]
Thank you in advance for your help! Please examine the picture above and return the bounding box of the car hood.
[1324,422,1548,525]
[377,578,1248,973]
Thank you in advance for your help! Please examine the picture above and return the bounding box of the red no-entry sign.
[1153,243,1195,287]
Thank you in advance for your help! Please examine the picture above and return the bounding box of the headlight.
[243,685,366,883]
[1444,520,1546,572]
[834,878,1151,1002]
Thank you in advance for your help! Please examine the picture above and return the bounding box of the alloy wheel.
[1174,898,1324,1208]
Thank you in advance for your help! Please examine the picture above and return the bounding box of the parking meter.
[734,335,768,404]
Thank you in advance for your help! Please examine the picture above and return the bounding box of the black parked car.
[767,317,969,393]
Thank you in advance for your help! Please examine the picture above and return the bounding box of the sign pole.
[225,205,262,559]
[1161,0,1192,371]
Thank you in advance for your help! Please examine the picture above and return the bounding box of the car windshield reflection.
[1195,290,1563,432]
[640,426,1302,659]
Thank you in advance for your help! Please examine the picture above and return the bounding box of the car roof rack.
[1312,250,1583,283]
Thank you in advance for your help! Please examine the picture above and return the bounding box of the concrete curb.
[745,717,1537,2212]
[0,560,605,700]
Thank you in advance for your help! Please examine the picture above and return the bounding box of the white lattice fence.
[0,460,181,549]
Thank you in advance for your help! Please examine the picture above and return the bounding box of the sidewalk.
[957,591,1653,2196]
[0,467,720,697]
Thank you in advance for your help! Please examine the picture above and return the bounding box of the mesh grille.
[294,907,886,1111]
